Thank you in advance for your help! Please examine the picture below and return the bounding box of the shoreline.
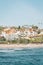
[0,43,43,49]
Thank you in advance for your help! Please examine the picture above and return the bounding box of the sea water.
[0,48,43,65]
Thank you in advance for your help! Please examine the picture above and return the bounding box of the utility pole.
[38,21,43,29]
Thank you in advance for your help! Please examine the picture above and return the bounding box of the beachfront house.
[24,28,37,37]
[40,29,43,35]
[2,28,19,41]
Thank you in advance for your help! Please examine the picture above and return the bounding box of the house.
[2,28,19,40]
[24,28,37,37]
[40,29,43,35]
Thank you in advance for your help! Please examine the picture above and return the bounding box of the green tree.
[32,25,38,31]
[18,26,21,29]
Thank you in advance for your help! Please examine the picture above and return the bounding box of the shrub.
[0,37,6,41]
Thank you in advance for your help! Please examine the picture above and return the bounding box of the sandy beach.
[0,43,43,49]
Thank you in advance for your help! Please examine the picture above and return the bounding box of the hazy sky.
[0,0,43,28]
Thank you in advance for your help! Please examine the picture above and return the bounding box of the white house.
[2,28,19,40]
[24,28,37,37]
[40,31,43,35]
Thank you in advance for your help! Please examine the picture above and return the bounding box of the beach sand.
[0,43,43,49]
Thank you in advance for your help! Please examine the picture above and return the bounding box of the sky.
[0,0,43,28]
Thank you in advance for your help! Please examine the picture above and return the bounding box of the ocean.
[0,48,43,65]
